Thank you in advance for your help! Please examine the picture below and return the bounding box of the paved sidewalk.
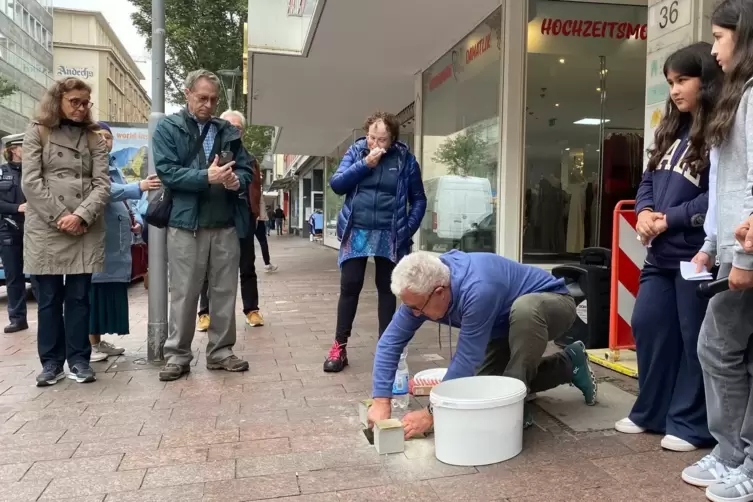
[0,236,708,501]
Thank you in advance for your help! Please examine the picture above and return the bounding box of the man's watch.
[426,403,433,416]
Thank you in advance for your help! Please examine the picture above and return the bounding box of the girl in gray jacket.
[681,2,753,500]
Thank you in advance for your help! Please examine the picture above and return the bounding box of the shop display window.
[419,7,502,254]
[523,0,647,263]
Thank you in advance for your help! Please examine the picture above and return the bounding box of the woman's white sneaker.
[90,351,108,362]
[661,434,697,452]
[615,417,645,434]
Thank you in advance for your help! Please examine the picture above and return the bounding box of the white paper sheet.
[680,261,713,281]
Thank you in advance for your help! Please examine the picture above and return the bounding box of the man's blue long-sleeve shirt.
[371,251,568,398]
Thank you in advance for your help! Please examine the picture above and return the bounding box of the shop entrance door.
[523,1,647,264]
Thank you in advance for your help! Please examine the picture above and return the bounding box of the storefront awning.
[248,0,500,155]
[269,176,297,191]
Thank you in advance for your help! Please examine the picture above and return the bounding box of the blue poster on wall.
[107,123,149,184]
[106,122,150,218]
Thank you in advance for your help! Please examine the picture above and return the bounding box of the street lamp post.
[146,0,168,362]
[217,67,242,110]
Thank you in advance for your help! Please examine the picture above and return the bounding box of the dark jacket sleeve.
[330,146,371,195]
[248,158,262,217]
[634,169,654,215]
[231,143,253,194]
[664,192,709,229]
[406,154,427,236]
[153,122,210,193]
[0,201,19,214]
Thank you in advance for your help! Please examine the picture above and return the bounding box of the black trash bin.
[551,247,612,349]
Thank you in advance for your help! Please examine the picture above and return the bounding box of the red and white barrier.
[608,200,646,360]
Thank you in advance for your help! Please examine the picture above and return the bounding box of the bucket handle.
[430,397,460,409]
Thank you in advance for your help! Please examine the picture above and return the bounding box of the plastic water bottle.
[392,348,410,411]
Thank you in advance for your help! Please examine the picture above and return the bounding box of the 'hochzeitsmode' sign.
[56,66,94,79]
[540,18,648,40]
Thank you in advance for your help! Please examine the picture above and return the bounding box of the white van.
[421,175,494,252]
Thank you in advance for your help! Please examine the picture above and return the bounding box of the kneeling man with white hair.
[367,250,598,438]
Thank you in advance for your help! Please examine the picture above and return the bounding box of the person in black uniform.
[0,134,27,333]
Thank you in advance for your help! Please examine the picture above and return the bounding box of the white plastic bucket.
[429,375,527,466]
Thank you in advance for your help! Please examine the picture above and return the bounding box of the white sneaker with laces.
[264,264,278,272]
[90,351,108,362]
[615,417,645,434]
[661,434,697,452]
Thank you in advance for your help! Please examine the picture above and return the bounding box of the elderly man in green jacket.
[152,69,253,382]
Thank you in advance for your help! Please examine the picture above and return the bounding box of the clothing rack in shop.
[604,127,643,137]
[599,129,644,247]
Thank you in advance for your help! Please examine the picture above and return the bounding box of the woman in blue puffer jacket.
[88,122,161,362]
[323,111,426,372]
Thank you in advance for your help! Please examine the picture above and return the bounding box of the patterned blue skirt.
[338,228,397,267]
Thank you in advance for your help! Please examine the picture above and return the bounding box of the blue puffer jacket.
[330,137,427,259]
[92,159,143,284]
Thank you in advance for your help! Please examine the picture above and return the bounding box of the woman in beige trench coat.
[21,77,110,387]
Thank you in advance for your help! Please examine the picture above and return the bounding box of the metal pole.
[147,0,168,362]
[226,88,234,111]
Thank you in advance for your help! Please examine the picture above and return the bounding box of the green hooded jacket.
[152,108,253,238]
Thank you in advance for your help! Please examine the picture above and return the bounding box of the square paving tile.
[236,451,324,477]
[0,479,50,501]
[23,453,122,481]
[0,462,30,483]
[118,447,208,470]
[42,469,146,498]
[96,483,204,502]
[207,437,291,460]
[73,435,161,457]
[534,382,635,432]
[298,465,392,494]
[203,474,300,501]
[140,460,236,489]
[0,443,78,465]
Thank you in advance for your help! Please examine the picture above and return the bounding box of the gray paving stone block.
[535,382,635,432]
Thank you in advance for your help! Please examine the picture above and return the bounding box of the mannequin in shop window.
[614,42,721,454]
[566,169,587,253]
[535,174,567,253]
[584,171,599,248]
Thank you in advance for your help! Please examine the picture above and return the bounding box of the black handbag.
[145,123,212,229]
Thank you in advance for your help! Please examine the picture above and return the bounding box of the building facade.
[0,0,54,136]
[247,0,714,263]
[53,8,150,124]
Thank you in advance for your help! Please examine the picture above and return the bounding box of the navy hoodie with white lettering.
[634,129,709,269]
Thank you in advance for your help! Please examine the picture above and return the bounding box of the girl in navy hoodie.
[614,42,722,452]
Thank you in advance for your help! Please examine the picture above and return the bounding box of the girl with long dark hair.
[615,42,721,453]
[680,2,753,499]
